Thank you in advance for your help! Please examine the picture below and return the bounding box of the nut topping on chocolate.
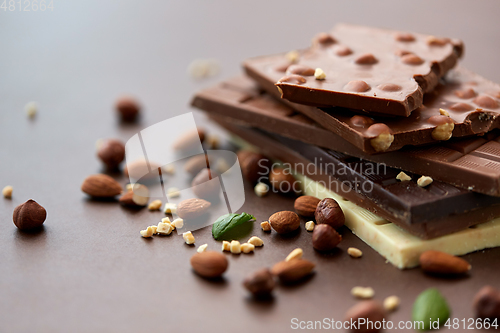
[395,32,416,42]
[401,54,425,65]
[334,45,352,56]
[286,64,315,76]
[366,123,394,152]
[377,83,402,92]
[313,32,336,46]
[473,95,499,109]
[354,53,378,65]
[455,88,476,99]
[345,80,371,93]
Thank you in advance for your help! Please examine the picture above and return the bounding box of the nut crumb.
[347,247,363,258]
[162,164,175,175]
[167,187,181,198]
[25,101,37,118]
[230,240,241,254]
[156,222,173,235]
[305,221,315,231]
[2,185,13,199]
[417,176,433,187]
[261,221,272,232]
[285,50,300,63]
[207,135,219,149]
[140,226,155,238]
[197,244,208,253]
[182,231,195,245]
[148,200,162,211]
[164,203,177,214]
[383,295,400,311]
[150,225,158,234]
[241,243,255,254]
[285,248,303,262]
[222,241,231,252]
[171,218,184,229]
[351,286,375,299]
[439,108,450,117]
[396,172,411,182]
[254,182,269,197]
[248,236,264,247]
[314,68,326,80]
[187,58,220,79]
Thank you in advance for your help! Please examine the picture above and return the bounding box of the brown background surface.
[1,1,500,332]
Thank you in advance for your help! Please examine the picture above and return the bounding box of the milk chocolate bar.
[243,23,463,117]
[191,77,500,196]
[211,116,500,239]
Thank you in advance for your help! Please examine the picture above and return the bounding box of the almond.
[191,168,220,199]
[81,174,122,197]
[344,300,387,332]
[294,195,320,217]
[419,250,471,275]
[119,185,149,207]
[177,198,211,219]
[184,154,212,175]
[190,251,228,278]
[172,128,205,151]
[269,211,300,234]
[123,159,161,181]
[271,259,315,283]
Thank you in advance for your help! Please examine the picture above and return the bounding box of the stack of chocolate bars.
[191,23,500,269]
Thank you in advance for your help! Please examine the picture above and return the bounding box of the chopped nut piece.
[222,241,231,252]
[125,183,134,191]
[285,248,303,262]
[162,164,175,175]
[351,286,375,299]
[25,101,37,118]
[197,244,208,253]
[396,172,411,182]
[261,221,272,232]
[347,247,363,258]
[417,176,433,187]
[167,187,181,198]
[140,226,154,238]
[285,50,300,63]
[383,295,400,311]
[216,159,231,174]
[171,218,184,229]
[432,122,454,141]
[241,243,255,254]
[439,108,450,117]
[183,231,195,245]
[148,200,162,211]
[207,135,220,149]
[254,182,269,197]
[164,203,177,214]
[150,225,158,234]
[248,236,264,247]
[2,185,13,199]
[157,222,173,235]
[314,68,326,80]
[305,221,315,231]
[162,217,171,223]
[230,240,241,254]
[187,59,220,79]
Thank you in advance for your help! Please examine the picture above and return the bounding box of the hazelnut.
[243,268,275,297]
[314,198,345,229]
[432,122,454,141]
[237,150,271,184]
[270,167,297,194]
[294,195,320,217]
[473,286,500,319]
[97,139,125,170]
[115,96,140,122]
[191,168,220,200]
[13,199,47,231]
[344,300,387,333]
[269,211,300,234]
[312,224,342,252]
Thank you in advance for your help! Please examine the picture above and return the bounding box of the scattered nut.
[248,236,264,247]
[261,221,272,232]
[156,222,173,235]
[417,176,433,187]
[2,185,13,199]
[172,128,205,152]
[384,296,400,312]
[119,184,149,207]
[241,243,255,254]
[222,240,231,252]
[150,225,158,234]
[162,164,175,175]
[140,226,154,238]
[305,221,315,231]
[439,108,450,117]
[254,182,269,197]
[348,247,363,258]
[269,167,297,194]
[344,300,387,332]
[269,211,300,234]
[163,203,177,214]
[294,195,321,217]
[187,59,220,79]
[176,198,211,219]
[13,199,47,231]
[314,68,326,80]
[184,154,211,175]
[206,135,219,149]
[243,268,275,297]
[148,200,162,211]
[238,150,271,184]
[396,172,411,182]
[285,248,303,262]
[167,187,181,198]
[271,259,315,283]
[216,159,230,174]
[191,168,220,199]
[312,224,342,252]
[171,218,184,229]
[351,286,375,299]
[197,244,208,253]
[473,286,500,320]
[285,50,300,63]
[419,250,471,275]
[315,198,345,229]
[115,96,140,122]
[97,139,125,170]
[123,159,161,180]
[81,174,123,198]
[190,251,228,278]
[230,240,241,254]
[183,231,195,245]
[25,101,37,118]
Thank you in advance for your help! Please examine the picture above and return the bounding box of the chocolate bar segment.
[191,76,500,196]
[211,115,500,239]
[243,23,463,117]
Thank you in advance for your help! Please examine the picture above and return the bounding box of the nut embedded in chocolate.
[97,139,125,170]
[286,64,315,76]
[334,45,352,56]
[354,53,378,65]
[454,88,476,99]
[314,198,345,229]
[115,96,140,122]
[473,95,499,109]
[344,80,371,93]
[312,224,342,252]
[395,32,415,42]
[314,32,336,46]
[277,74,307,85]
[366,123,394,152]
[243,268,275,297]
[378,83,402,92]
[401,54,425,65]
[13,199,47,231]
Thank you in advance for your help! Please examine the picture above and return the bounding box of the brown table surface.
[1,1,500,332]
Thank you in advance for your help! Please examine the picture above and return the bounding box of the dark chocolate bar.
[191,76,500,196]
[243,23,463,117]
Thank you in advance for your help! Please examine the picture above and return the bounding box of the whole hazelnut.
[191,168,220,200]
[13,199,47,231]
[473,286,500,320]
[243,268,275,297]
[344,300,387,333]
[312,224,342,252]
[115,96,140,122]
[270,167,297,195]
[269,211,300,234]
[315,198,345,229]
[237,150,271,184]
[97,139,125,170]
